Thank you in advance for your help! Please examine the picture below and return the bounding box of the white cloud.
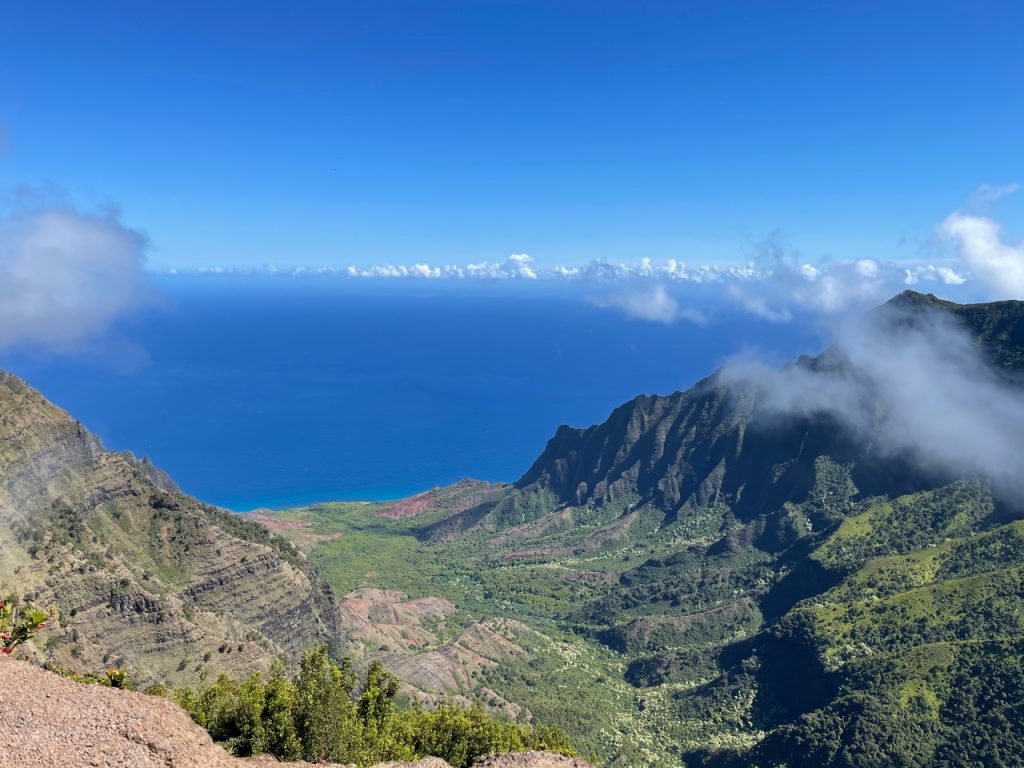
[0,200,151,352]
[178,192,1024,322]
[174,246,984,326]
[854,259,880,278]
[723,234,890,320]
[590,284,705,325]
[904,264,967,286]
[939,211,1024,299]
[726,284,792,322]
[410,263,441,278]
[461,253,532,279]
[506,253,537,279]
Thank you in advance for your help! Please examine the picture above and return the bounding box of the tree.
[294,644,360,762]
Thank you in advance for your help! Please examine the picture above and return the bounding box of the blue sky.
[1,0,1021,275]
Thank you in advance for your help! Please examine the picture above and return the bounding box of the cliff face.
[0,372,342,685]
[515,291,1024,528]
[515,378,752,514]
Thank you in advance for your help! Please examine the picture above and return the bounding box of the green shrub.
[397,704,575,768]
[175,643,574,767]
[106,667,128,688]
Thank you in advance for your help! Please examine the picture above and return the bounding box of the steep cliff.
[516,291,1024,527]
[0,372,342,685]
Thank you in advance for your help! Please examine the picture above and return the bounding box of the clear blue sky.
[1,1,1021,270]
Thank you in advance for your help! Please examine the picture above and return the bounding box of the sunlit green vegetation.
[175,644,575,768]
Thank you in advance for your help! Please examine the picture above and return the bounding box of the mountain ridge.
[510,290,1024,529]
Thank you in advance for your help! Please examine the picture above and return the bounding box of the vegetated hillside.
[0,371,342,686]
[731,483,1024,768]
[269,292,1024,767]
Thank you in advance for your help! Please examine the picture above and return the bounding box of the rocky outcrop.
[2,655,241,768]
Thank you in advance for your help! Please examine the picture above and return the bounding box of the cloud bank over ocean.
[171,188,1022,325]
[180,252,977,326]
[3,185,1018,338]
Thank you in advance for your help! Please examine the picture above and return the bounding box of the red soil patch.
[378,492,437,519]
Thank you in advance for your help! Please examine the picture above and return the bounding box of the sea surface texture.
[0,277,821,509]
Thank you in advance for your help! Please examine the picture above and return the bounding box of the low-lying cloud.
[723,302,1024,498]
[341,253,539,280]
[0,199,151,352]
[187,249,974,326]
[589,284,706,325]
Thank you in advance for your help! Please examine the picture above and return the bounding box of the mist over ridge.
[724,292,1024,501]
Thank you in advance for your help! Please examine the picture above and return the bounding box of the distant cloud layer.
[173,184,1022,324]
[0,199,151,352]
[185,246,976,325]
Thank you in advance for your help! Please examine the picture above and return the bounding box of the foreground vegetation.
[0,594,50,656]
[175,644,575,768]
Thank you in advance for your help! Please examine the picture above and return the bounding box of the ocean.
[0,276,826,510]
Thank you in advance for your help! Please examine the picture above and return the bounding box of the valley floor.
[263,486,765,767]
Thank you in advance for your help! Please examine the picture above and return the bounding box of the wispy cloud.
[0,194,152,352]
[904,264,967,286]
[969,182,1021,211]
[723,232,892,321]
[589,284,706,325]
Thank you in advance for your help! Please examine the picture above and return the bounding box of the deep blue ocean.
[0,277,826,510]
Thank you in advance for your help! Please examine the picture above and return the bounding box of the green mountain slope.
[720,482,1024,767]
[0,371,342,686]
